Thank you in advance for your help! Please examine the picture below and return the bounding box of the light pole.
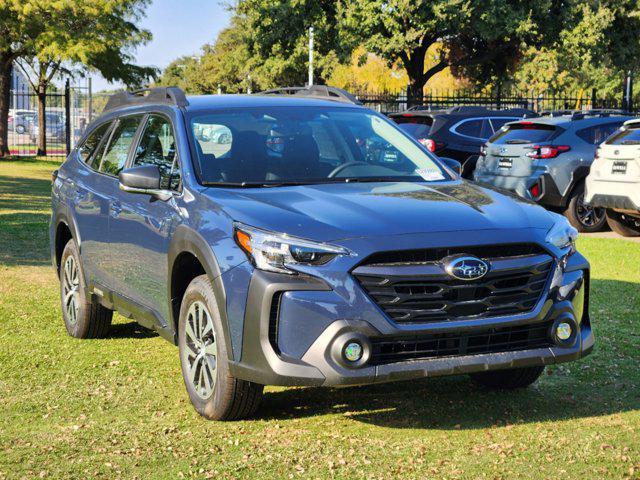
[308,27,314,87]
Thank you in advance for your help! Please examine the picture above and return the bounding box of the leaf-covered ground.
[1,158,639,479]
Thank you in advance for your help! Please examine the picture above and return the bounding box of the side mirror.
[119,165,172,201]
[440,157,462,175]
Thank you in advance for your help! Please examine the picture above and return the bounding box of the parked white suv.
[585,119,640,236]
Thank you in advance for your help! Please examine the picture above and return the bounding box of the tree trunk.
[404,48,427,108]
[0,57,12,158]
[37,83,47,157]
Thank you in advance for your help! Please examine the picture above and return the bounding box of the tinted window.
[490,123,557,144]
[490,118,520,132]
[99,116,142,176]
[398,123,431,139]
[133,115,180,190]
[79,122,112,166]
[607,125,640,145]
[576,122,624,145]
[455,119,483,138]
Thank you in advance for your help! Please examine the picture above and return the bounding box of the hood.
[205,180,556,242]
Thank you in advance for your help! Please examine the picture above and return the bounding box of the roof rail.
[259,85,362,105]
[539,108,632,120]
[103,87,189,112]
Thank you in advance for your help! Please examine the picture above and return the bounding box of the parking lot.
[1,158,638,479]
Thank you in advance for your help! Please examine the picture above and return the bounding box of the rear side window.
[79,121,112,167]
[576,122,624,145]
[455,119,483,137]
[605,125,640,145]
[99,115,143,176]
[490,123,557,145]
[133,115,180,190]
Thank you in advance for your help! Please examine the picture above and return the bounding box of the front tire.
[606,210,640,237]
[178,275,263,420]
[565,184,606,232]
[59,239,112,338]
[470,366,545,389]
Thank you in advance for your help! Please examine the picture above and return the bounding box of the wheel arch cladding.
[55,221,73,273]
[167,225,238,359]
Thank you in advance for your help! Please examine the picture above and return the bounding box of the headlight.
[233,223,351,274]
[545,214,578,251]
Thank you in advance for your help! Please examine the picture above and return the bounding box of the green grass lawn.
[1,158,639,479]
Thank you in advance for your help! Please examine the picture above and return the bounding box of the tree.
[514,1,640,101]
[156,16,255,94]
[237,0,349,87]
[0,0,155,157]
[337,0,564,102]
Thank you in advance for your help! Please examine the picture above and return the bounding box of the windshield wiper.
[330,176,421,183]
[203,181,319,188]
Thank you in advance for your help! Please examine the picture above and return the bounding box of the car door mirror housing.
[119,165,172,201]
[440,157,462,175]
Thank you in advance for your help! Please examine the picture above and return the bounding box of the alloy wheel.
[576,193,605,228]
[62,256,80,325]
[183,300,218,399]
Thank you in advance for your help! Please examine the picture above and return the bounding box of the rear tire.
[470,366,545,389]
[564,184,606,232]
[606,210,640,237]
[59,239,112,338]
[178,275,263,421]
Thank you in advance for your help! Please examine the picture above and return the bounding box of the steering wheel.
[328,162,369,178]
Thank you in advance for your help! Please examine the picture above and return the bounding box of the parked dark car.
[474,110,635,232]
[50,86,593,420]
[389,106,536,178]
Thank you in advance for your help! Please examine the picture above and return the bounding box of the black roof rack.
[103,87,189,112]
[258,85,362,105]
[539,109,633,120]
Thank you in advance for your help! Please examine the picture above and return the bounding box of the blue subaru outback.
[50,86,594,420]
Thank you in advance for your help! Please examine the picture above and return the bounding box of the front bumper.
[229,251,593,387]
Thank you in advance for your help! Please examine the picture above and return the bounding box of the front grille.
[353,244,553,324]
[370,321,553,364]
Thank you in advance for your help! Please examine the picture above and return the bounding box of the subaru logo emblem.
[499,147,507,154]
[444,256,489,281]
[614,150,620,155]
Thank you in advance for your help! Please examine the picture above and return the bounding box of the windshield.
[189,106,449,186]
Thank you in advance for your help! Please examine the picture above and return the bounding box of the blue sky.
[91,0,231,91]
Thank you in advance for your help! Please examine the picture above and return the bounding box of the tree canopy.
[0,0,155,156]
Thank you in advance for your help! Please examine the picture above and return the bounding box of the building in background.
[10,64,31,111]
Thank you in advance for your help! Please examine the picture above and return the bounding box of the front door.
[108,114,183,324]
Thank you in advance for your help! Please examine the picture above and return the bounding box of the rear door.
[484,122,559,177]
[596,124,640,184]
[94,114,145,289]
[70,121,115,286]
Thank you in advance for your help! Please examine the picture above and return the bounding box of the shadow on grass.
[108,321,159,340]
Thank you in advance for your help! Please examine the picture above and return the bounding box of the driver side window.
[133,115,180,190]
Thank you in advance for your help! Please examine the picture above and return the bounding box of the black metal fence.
[8,80,100,160]
[355,88,629,115]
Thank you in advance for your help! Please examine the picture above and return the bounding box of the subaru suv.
[585,119,640,236]
[473,111,634,232]
[50,86,593,420]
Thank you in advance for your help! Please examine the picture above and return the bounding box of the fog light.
[556,322,572,341]
[344,342,363,362]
